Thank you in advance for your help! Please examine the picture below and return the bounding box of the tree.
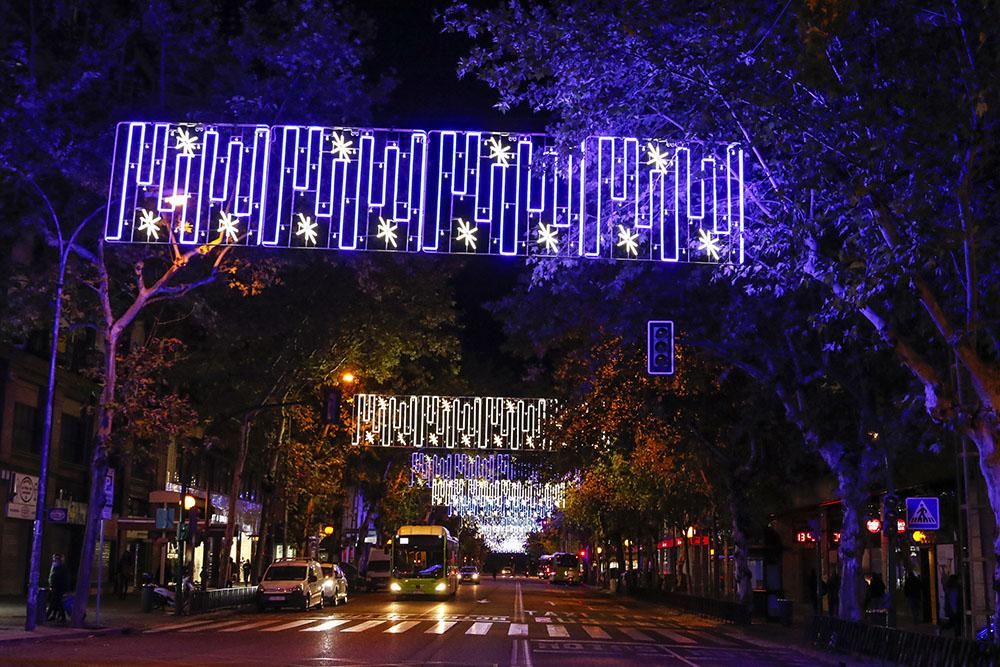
[443,0,1000,620]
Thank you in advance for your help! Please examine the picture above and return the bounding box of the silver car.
[321,563,349,606]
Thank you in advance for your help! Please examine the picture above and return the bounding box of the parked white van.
[258,559,325,611]
[366,548,391,591]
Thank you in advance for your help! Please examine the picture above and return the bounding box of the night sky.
[365,1,537,395]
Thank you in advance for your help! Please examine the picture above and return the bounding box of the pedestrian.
[242,559,252,585]
[865,573,886,610]
[827,570,841,617]
[903,570,922,623]
[116,550,132,600]
[942,574,962,637]
[47,554,70,622]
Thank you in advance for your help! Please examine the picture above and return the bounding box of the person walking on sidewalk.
[47,554,70,622]
[242,559,252,585]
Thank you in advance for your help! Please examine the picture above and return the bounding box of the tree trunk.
[71,332,117,626]
[835,473,867,622]
[728,492,753,606]
[971,421,1000,641]
[218,416,251,588]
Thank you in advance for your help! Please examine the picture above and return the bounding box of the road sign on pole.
[905,497,940,530]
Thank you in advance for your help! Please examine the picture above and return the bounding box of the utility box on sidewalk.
[33,588,48,625]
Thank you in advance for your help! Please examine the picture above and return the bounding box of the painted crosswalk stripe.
[425,621,456,634]
[145,620,214,633]
[583,625,611,639]
[385,621,420,634]
[653,628,696,644]
[508,623,528,636]
[704,633,737,646]
[546,624,569,638]
[220,620,278,632]
[301,619,351,632]
[341,620,384,633]
[179,620,246,632]
[535,617,551,623]
[620,627,653,641]
[465,622,492,635]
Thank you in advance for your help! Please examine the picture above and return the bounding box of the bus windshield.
[393,535,445,578]
[554,554,578,568]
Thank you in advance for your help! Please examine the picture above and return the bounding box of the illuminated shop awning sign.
[106,122,744,264]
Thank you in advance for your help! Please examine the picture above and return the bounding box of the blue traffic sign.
[905,497,940,530]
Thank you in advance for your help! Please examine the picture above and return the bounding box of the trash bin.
[33,588,48,625]
[775,598,793,626]
[141,584,155,613]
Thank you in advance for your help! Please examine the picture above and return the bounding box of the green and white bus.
[549,552,580,584]
[389,525,459,598]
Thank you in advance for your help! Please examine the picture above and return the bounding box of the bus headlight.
[390,582,402,592]
[435,582,447,592]
[472,573,479,580]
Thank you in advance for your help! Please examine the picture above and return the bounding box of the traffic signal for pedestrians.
[647,321,674,375]
[321,387,342,425]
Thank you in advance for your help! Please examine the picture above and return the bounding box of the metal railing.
[189,586,257,613]
[810,614,1000,667]
[653,591,752,625]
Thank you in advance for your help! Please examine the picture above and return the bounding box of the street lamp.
[183,494,197,511]
[341,372,356,384]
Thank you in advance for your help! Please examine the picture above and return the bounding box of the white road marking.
[425,621,456,634]
[583,625,611,639]
[535,617,551,623]
[508,623,529,636]
[620,627,653,641]
[385,621,420,633]
[302,619,351,632]
[220,620,279,632]
[546,624,569,638]
[465,622,492,635]
[144,619,215,633]
[263,619,321,632]
[179,619,246,632]
[652,628,696,644]
[341,620,384,633]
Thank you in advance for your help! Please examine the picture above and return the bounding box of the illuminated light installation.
[105,122,745,264]
[410,452,568,552]
[353,394,555,450]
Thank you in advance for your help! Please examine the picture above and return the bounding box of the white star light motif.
[330,132,354,160]
[175,220,193,235]
[376,216,399,248]
[137,209,161,240]
[487,136,512,167]
[616,225,639,256]
[455,218,478,250]
[295,212,318,245]
[429,434,439,446]
[646,142,670,172]
[698,228,721,260]
[461,434,472,446]
[536,223,559,253]
[493,435,503,446]
[175,128,199,157]
[364,432,375,444]
[217,211,240,242]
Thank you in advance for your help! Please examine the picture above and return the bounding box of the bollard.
[141,584,155,613]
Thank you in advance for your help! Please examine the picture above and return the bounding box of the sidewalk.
[0,590,178,645]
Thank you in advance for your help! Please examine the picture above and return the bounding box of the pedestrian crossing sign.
[905,496,940,530]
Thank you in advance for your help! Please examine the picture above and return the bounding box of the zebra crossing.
[143,614,748,647]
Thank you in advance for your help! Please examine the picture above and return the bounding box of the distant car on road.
[258,559,325,611]
[459,566,480,584]
[320,563,349,606]
[500,566,513,578]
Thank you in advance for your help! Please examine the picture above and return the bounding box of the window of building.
[60,413,88,465]
[12,402,41,454]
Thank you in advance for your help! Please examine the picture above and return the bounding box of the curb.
[0,625,133,646]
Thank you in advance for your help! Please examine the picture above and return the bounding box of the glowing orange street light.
[323,525,334,536]
[183,494,197,511]
[341,372,356,384]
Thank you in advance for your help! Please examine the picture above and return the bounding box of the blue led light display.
[106,122,744,264]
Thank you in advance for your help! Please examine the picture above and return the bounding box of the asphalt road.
[0,578,828,666]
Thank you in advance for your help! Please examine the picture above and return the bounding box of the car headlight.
[472,573,479,579]
[435,582,447,592]
[390,582,402,592]
[323,580,333,591]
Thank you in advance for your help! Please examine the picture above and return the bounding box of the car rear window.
[367,560,390,572]
[264,565,306,581]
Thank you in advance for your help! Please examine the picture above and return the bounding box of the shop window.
[12,402,41,454]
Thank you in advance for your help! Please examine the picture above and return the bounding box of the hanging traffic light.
[647,321,674,375]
